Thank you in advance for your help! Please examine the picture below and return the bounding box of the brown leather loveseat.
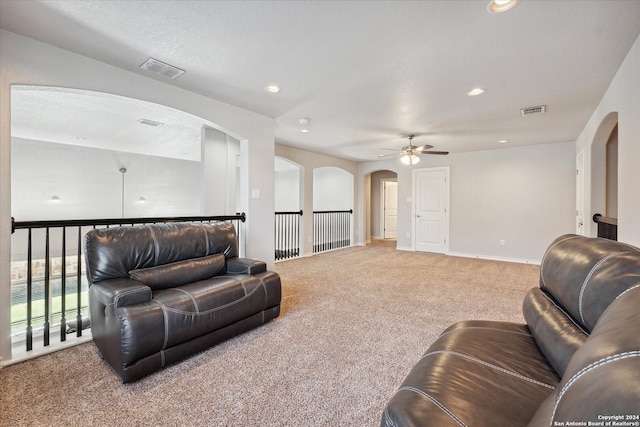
[382,234,640,426]
[84,221,281,383]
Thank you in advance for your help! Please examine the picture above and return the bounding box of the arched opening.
[313,167,354,253]
[606,124,618,218]
[369,170,398,241]
[274,157,303,260]
[9,85,245,358]
[590,112,618,238]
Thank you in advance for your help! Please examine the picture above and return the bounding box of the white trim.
[448,251,541,265]
[2,331,93,367]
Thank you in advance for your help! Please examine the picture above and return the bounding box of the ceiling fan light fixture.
[487,0,521,14]
[401,154,420,165]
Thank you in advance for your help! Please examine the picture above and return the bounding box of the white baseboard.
[447,251,541,265]
[393,246,540,265]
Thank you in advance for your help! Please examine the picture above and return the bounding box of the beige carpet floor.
[0,240,540,426]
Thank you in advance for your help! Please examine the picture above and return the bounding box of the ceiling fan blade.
[378,152,400,158]
[381,148,401,151]
[413,145,433,151]
[419,150,449,155]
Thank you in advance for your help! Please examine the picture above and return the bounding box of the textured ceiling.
[2,0,640,162]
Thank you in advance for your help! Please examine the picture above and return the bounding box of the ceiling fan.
[379,134,449,167]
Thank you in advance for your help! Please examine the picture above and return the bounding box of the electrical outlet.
[500,239,506,246]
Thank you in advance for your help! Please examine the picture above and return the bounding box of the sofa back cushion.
[523,234,640,377]
[526,284,640,426]
[84,222,238,283]
[129,253,226,290]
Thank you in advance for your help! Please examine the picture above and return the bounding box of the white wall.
[0,29,275,363]
[449,143,575,261]
[576,33,640,246]
[360,142,576,262]
[313,167,353,211]
[274,169,300,212]
[201,126,239,215]
[12,138,201,221]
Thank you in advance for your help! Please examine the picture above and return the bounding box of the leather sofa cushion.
[522,287,588,377]
[116,270,281,365]
[129,253,226,290]
[539,234,640,332]
[382,320,559,427]
[84,222,238,283]
[526,285,640,426]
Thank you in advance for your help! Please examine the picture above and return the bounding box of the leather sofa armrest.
[91,278,152,309]
[226,257,267,275]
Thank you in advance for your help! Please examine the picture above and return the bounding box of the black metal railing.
[9,214,245,353]
[313,209,353,253]
[275,210,303,261]
[593,213,617,241]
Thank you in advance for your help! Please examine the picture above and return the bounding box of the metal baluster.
[287,214,291,259]
[44,227,50,346]
[279,215,283,260]
[60,227,67,342]
[26,228,33,351]
[76,226,83,337]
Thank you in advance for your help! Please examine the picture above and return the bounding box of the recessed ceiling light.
[298,117,311,133]
[467,88,486,96]
[50,195,60,202]
[499,139,508,144]
[265,85,281,94]
[487,0,521,14]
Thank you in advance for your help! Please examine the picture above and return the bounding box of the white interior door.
[383,180,398,239]
[576,150,585,235]
[414,167,449,253]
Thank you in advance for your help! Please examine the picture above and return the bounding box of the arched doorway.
[589,112,618,238]
[313,167,354,253]
[370,170,398,240]
[274,157,303,260]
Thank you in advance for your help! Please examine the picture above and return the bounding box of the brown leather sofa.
[84,221,281,383]
[382,234,640,426]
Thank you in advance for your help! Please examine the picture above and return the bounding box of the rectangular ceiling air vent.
[520,105,547,116]
[137,118,164,127]
[139,57,186,79]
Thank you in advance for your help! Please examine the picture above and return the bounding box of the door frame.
[380,179,398,239]
[576,150,585,235]
[412,166,450,253]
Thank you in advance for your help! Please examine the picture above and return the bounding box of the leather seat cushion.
[115,271,281,365]
[383,320,560,427]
